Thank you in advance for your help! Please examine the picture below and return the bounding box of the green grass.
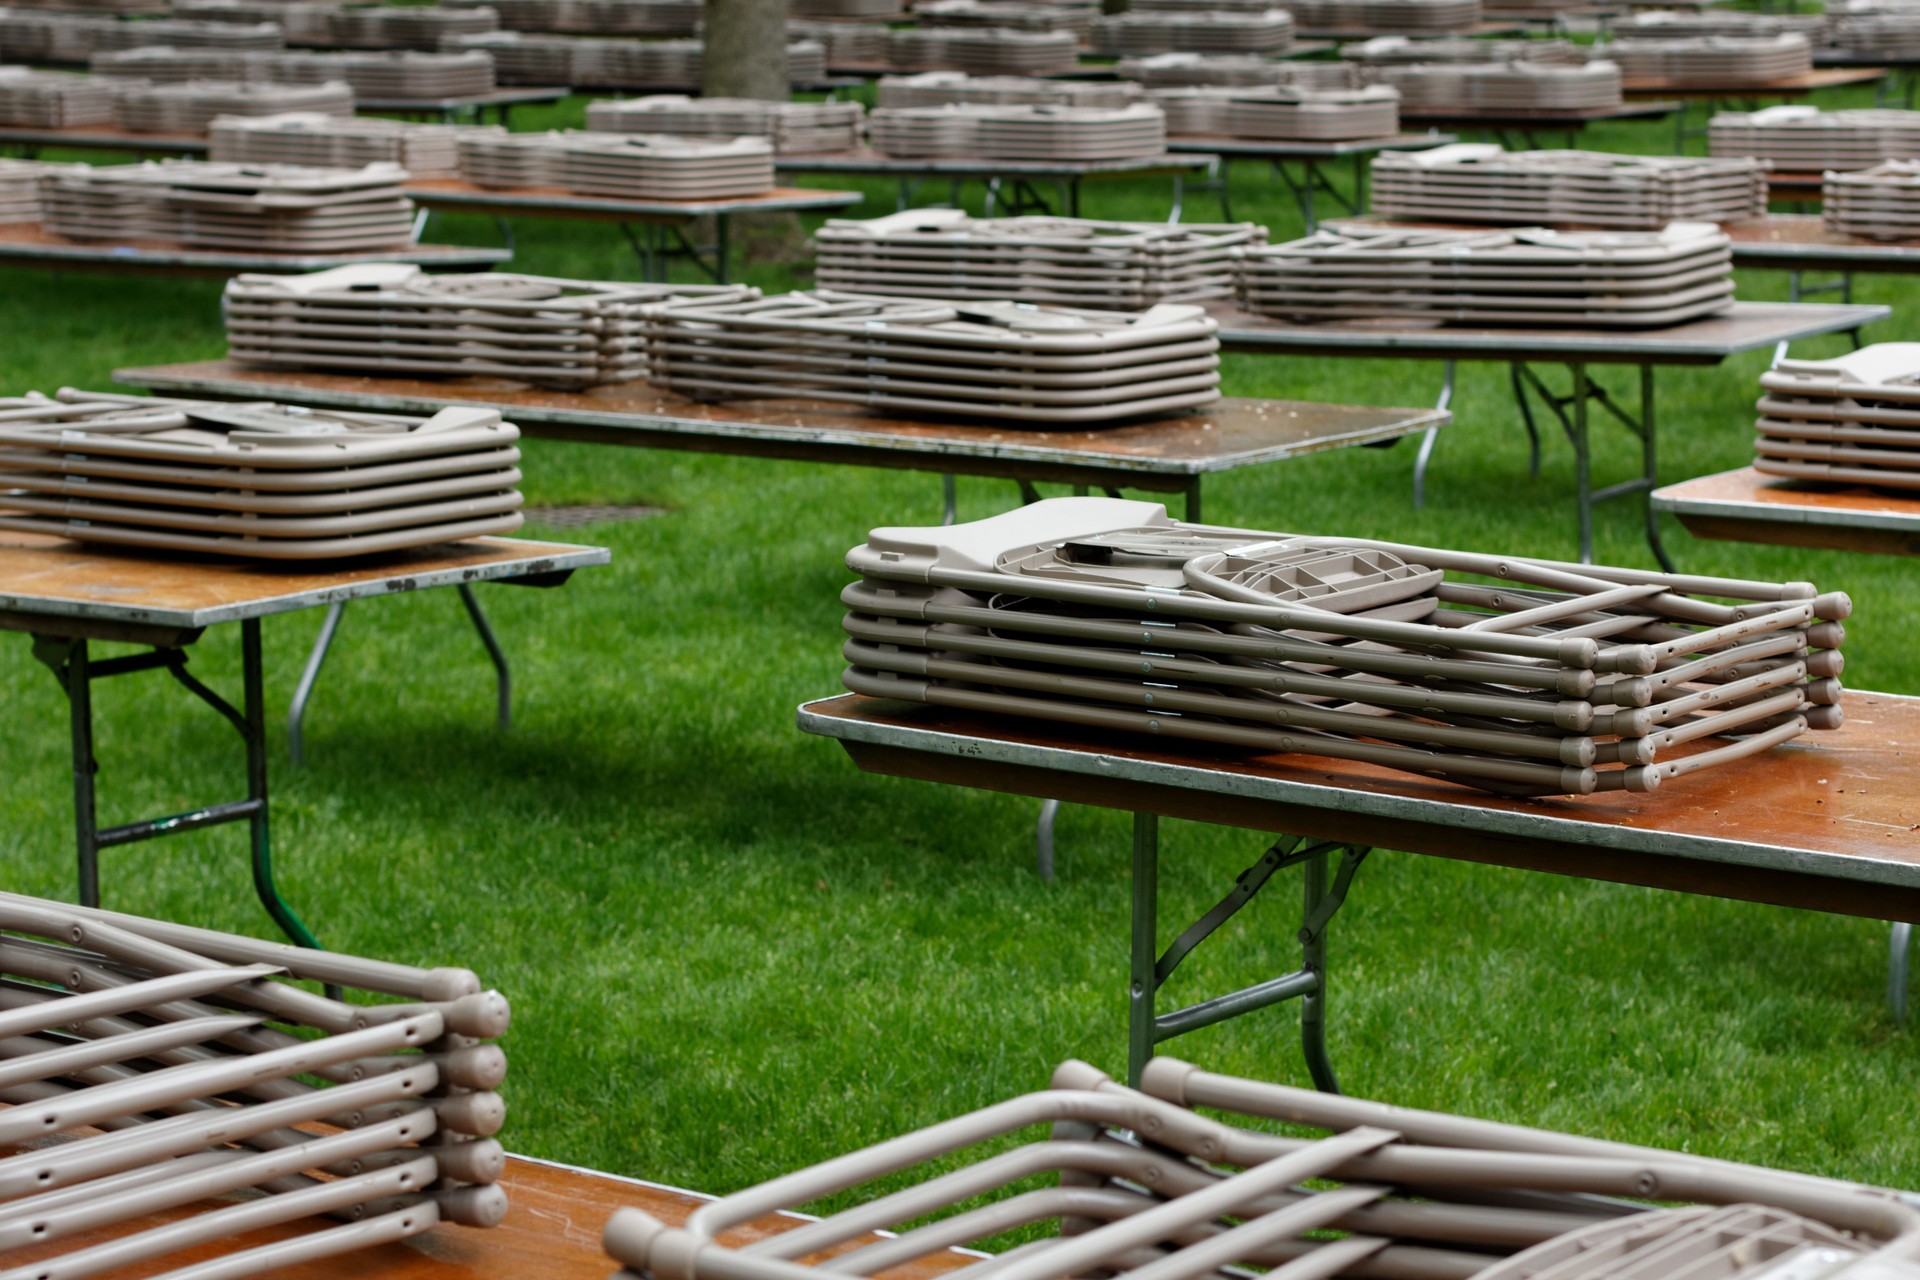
[3,80,1920,1204]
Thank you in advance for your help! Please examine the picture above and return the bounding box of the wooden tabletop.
[798,693,1920,922]
[1622,67,1887,98]
[113,361,1450,491]
[1208,300,1889,365]
[0,223,509,277]
[15,1153,975,1280]
[1654,465,1920,556]
[0,124,209,154]
[0,530,609,633]
[401,180,866,222]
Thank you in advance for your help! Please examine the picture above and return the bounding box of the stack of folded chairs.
[1236,223,1736,328]
[790,0,904,19]
[1274,0,1481,35]
[0,892,514,1274]
[866,103,1170,160]
[914,0,1095,38]
[1823,0,1920,59]
[585,94,860,152]
[638,290,1222,424]
[0,157,72,221]
[834,496,1847,796]
[210,113,495,178]
[1362,59,1623,112]
[1825,162,1920,242]
[1220,84,1398,139]
[40,159,417,253]
[608,1056,1920,1280]
[267,50,498,98]
[468,0,701,31]
[1709,106,1920,174]
[441,31,578,83]
[789,20,889,65]
[1612,7,1823,38]
[173,0,342,43]
[1370,144,1770,228]
[1342,34,1584,64]
[459,129,777,197]
[224,263,753,384]
[812,209,1263,307]
[878,71,1142,108]
[90,16,286,50]
[1121,51,1358,87]
[885,27,1081,73]
[1755,344,1920,490]
[526,36,824,87]
[324,4,499,49]
[90,45,272,81]
[1601,33,1812,86]
[0,66,116,127]
[0,391,524,556]
[112,79,354,134]
[1090,10,1294,55]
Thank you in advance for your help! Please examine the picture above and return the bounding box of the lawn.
[2,80,1919,1209]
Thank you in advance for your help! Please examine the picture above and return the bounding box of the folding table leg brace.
[1508,360,1673,571]
[27,618,324,951]
[1127,813,1369,1092]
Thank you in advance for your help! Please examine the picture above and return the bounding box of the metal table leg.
[1411,359,1455,510]
[941,474,958,525]
[1891,922,1912,1024]
[1125,815,1369,1090]
[1510,362,1671,568]
[457,583,512,733]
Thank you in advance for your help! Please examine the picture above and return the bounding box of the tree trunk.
[702,0,790,99]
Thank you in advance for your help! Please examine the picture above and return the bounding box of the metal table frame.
[1395,102,1682,151]
[798,692,1920,1087]
[1,536,607,944]
[773,150,1220,220]
[0,222,510,277]
[401,181,865,283]
[1210,301,1891,567]
[1164,133,1453,230]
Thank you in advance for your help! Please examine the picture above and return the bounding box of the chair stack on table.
[441,31,578,83]
[0,66,116,126]
[504,36,823,87]
[223,264,754,385]
[0,892,514,1274]
[1601,33,1813,87]
[0,391,526,556]
[638,290,1222,424]
[173,0,342,44]
[0,11,284,60]
[1360,59,1623,111]
[833,496,1846,797]
[324,3,499,50]
[41,159,418,252]
[812,209,1263,307]
[1236,223,1736,327]
[585,94,860,152]
[266,50,498,98]
[789,20,889,65]
[1370,145,1770,228]
[1709,107,1920,174]
[1271,0,1482,36]
[112,79,354,134]
[1122,51,1357,88]
[210,113,496,177]
[1611,7,1823,39]
[1089,10,1295,56]
[458,128,777,197]
[790,0,903,19]
[1219,84,1399,140]
[867,103,1171,160]
[467,0,701,32]
[878,71,1143,109]
[1341,34,1584,64]
[1754,344,1920,490]
[89,45,275,82]
[1826,162,1920,242]
[607,1056,1919,1280]
[885,27,1080,74]
[0,157,72,221]
[1822,0,1920,59]
[915,0,1096,39]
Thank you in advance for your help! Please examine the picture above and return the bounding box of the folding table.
[0,123,209,156]
[1619,67,1891,152]
[20,1153,977,1280]
[358,85,569,125]
[1163,132,1454,229]
[772,148,1220,219]
[1394,101,1682,150]
[401,179,864,282]
[113,359,1450,524]
[798,691,1920,1088]
[0,529,608,943]
[1206,299,1890,566]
